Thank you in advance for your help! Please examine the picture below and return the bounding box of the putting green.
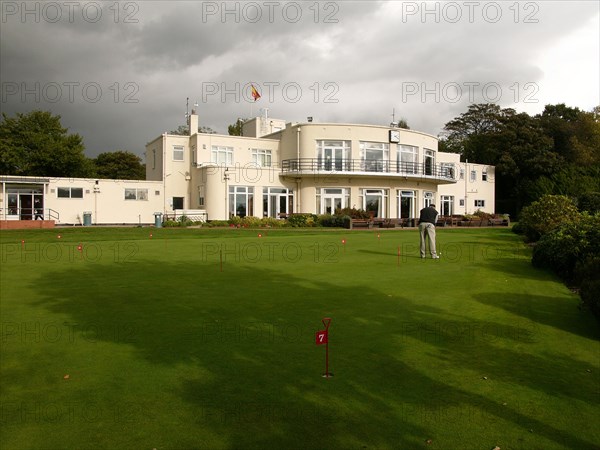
[1,227,598,449]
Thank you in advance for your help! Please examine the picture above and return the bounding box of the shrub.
[206,220,230,227]
[576,257,600,319]
[532,213,600,282]
[517,195,579,242]
[317,214,351,228]
[578,192,600,214]
[335,207,370,219]
[287,213,318,227]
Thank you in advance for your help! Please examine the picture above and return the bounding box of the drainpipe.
[296,126,301,212]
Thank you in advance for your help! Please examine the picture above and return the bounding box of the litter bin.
[83,211,92,226]
[154,212,163,228]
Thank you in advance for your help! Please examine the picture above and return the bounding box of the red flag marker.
[77,244,82,252]
[21,240,25,249]
[149,233,153,238]
[258,233,262,238]
[57,235,62,239]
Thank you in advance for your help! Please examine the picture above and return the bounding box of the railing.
[0,208,59,221]
[281,159,456,180]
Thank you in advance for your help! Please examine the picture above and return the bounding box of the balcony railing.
[1,208,59,221]
[281,159,456,181]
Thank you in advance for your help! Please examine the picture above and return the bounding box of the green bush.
[517,195,579,242]
[287,213,318,227]
[317,214,351,228]
[335,207,370,219]
[578,192,600,214]
[206,220,230,227]
[532,213,600,282]
[576,257,600,319]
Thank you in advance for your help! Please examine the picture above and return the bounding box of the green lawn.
[1,227,598,449]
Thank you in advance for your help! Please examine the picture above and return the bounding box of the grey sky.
[1,1,598,159]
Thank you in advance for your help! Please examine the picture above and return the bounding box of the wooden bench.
[351,219,373,229]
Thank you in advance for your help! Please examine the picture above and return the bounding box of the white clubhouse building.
[0,111,494,226]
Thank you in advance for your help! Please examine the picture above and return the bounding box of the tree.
[93,151,146,180]
[228,118,247,136]
[439,103,509,162]
[0,110,92,177]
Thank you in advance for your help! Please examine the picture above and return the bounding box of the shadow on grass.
[28,260,599,449]
[475,292,600,341]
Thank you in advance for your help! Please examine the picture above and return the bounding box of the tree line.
[439,103,600,216]
[0,111,145,180]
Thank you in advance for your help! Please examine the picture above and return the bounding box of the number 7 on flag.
[315,330,328,345]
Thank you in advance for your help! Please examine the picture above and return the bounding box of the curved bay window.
[360,141,389,172]
[360,188,388,218]
[316,140,351,171]
[316,188,350,214]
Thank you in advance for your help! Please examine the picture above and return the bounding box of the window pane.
[58,188,70,198]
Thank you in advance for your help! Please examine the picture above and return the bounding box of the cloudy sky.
[1,1,598,158]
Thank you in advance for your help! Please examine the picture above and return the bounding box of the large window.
[441,195,454,216]
[212,146,233,166]
[317,140,351,171]
[360,189,388,218]
[441,163,455,179]
[125,188,148,201]
[229,186,254,217]
[252,149,272,167]
[316,188,350,214]
[360,142,389,172]
[58,187,83,198]
[173,146,184,161]
[475,199,485,208]
[263,187,293,218]
[398,145,418,174]
[397,190,416,219]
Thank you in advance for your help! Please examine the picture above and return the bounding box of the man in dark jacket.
[419,204,439,259]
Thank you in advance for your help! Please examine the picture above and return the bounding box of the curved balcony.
[281,159,457,184]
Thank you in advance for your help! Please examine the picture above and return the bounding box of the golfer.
[418,203,440,259]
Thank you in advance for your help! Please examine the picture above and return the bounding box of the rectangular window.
[423,191,434,208]
[459,199,465,207]
[173,146,184,161]
[360,141,389,172]
[212,146,233,165]
[125,188,149,201]
[252,149,272,167]
[198,185,205,207]
[482,170,488,181]
[440,163,455,179]
[459,168,465,180]
[470,170,477,182]
[57,187,83,198]
[475,200,485,208]
[441,195,454,216]
[262,187,292,218]
[229,186,254,217]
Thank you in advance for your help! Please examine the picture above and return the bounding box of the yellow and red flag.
[251,84,261,102]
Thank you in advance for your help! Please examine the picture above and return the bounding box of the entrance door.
[19,194,33,220]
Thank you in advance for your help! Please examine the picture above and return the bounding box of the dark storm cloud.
[0,1,597,158]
